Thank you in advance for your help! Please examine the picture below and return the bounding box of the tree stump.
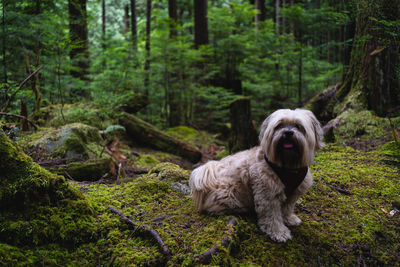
[228,97,258,154]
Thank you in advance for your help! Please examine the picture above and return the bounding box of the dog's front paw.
[285,214,302,226]
[260,224,292,242]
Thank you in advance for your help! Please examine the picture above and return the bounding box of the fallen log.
[119,112,202,163]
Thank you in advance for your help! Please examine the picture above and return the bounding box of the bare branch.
[0,112,38,130]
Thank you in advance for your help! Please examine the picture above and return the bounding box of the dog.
[189,109,323,242]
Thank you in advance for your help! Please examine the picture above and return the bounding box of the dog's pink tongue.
[283,143,294,149]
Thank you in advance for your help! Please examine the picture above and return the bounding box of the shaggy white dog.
[189,109,324,242]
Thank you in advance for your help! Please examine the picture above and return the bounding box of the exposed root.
[196,217,237,264]
[107,206,171,259]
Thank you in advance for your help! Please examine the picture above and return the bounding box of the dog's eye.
[294,124,300,129]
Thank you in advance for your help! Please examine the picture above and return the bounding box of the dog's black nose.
[284,130,294,137]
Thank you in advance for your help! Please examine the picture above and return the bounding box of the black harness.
[264,154,308,197]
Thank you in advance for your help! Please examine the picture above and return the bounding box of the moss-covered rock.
[0,129,96,247]
[19,123,102,161]
[148,162,190,183]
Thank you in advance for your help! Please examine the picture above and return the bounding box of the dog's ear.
[305,110,324,150]
[259,115,272,143]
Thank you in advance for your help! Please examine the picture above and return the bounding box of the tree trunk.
[168,0,178,37]
[123,4,130,36]
[338,0,399,116]
[305,0,400,120]
[101,0,106,50]
[68,0,89,81]
[130,0,137,51]
[194,0,209,48]
[255,0,266,24]
[275,0,280,34]
[2,0,6,84]
[167,0,180,127]
[20,100,29,131]
[228,97,258,154]
[119,113,202,163]
[144,0,152,96]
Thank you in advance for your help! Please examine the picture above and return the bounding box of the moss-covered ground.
[1,140,399,266]
[2,106,399,266]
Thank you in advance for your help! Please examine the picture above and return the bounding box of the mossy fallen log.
[119,113,202,163]
[47,158,115,181]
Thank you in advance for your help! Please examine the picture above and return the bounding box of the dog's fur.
[189,109,323,242]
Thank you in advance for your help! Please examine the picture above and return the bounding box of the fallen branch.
[107,206,171,258]
[322,182,352,195]
[0,112,38,130]
[196,217,237,264]
[1,65,44,113]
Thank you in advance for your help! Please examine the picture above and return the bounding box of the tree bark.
[255,0,266,23]
[275,0,280,34]
[130,0,137,51]
[2,0,6,84]
[101,0,106,50]
[306,0,400,120]
[194,0,209,48]
[144,0,152,95]
[168,0,178,37]
[68,0,89,81]
[123,4,130,36]
[228,97,258,154]
[119,112,202,163]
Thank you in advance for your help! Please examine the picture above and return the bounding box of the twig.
[0,112,38,130]
[196,217,237,264]
[116,163,122,184]
[321,182,352,195]
[107,206,171,258]
[63,170,75,181]
[0,65,44,112]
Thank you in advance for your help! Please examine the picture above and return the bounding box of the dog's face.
[259,109,323,168]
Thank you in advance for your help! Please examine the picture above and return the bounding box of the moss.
[379,141,400,157]
[135,154,160,170]
[0,129,97,248]
[148,162,190,183]
[49,158,115,181]
[2,128,400,265]
[32,103,114,129]
[18,123,103,161]
[333,109,390,142]
[215,148,229,160]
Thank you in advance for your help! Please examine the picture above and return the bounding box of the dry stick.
[196,217,237,264]
[1,65,44,113]
[116,163,122,184]
[0,112,38,130]
[107,206,171,258]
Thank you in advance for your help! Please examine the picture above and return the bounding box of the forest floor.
[1,103,400,266]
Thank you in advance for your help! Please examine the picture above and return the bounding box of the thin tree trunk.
[101,0,106,50]
[168,0,178,37]
[130,0,137,51]
[275,0,280,35]
[123,4,130,36]
[194,0,209,48]
[255,0,265,24]
[68,0,89,81]
[144,0,152,96]
[298,42,302,106]
[2,0,6,84]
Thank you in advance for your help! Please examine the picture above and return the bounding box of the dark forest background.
[1,0,377,132]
